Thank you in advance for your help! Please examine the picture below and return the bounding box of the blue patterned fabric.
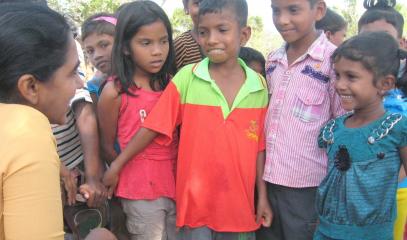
[314,112,407,240]
[383,89,407,115]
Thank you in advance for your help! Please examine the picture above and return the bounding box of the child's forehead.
[198,7,239,25]
[271,0,311,7]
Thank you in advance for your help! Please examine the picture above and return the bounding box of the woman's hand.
[61,167,78,206]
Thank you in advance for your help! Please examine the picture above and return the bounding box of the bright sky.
[158,0,407,33]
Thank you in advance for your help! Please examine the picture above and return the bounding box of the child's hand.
[103,163,120,199]
[79,178,108,208]
[256,196,273,227]
[61,168,78,206]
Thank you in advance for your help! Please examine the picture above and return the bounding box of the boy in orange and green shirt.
[103,0,272,238]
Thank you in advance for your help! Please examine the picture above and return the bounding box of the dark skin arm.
[399,146,407,180]
[103,127,158,198]
[255,150,273,227]
[74,100,107,207]
[97,81,120,164]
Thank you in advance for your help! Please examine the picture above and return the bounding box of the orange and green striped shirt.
[143,58,268,232]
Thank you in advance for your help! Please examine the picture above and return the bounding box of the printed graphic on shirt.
[245,120,259,142]
[266,65,277,75]
[301,65,330,83]
[139,109,147,123]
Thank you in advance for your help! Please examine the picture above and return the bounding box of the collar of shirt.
[191,57,266,118]
[269,31,329,64]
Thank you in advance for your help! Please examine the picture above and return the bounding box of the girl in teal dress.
[314,32,407,240]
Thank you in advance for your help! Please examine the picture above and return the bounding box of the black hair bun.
[363,0,396,9]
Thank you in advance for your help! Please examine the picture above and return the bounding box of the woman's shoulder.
[0,104,50,131]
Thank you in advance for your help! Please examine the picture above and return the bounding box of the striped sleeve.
[174,31,203,70]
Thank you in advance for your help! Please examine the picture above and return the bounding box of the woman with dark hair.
[0,3,80,239]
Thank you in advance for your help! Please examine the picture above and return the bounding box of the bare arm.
[74,100,107,207]
[400,146,407,179]
[97,81,121,164]
[103,127,158,197]
[255,150,272,227]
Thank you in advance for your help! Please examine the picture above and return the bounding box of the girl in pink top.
[98,1,177,239]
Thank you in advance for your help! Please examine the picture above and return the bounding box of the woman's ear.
[17,74,40,105]
[378,74,396,96]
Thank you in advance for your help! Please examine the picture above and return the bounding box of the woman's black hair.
[239,46,266,78]
[358,0,404,38]
[0,3,71,102]
[316,8,347,34]
[112,0,175,95]
[332,31,407,95]
[81,13,116,42]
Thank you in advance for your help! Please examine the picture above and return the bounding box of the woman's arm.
[3,130,64,239]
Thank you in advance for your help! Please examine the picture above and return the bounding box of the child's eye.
[347,74,357,81]
[198,30,206,37]
[219,28,228,33]
[161,39,169,44]
[271,7,280,15]
[141,40,150,46]
[288,6,299,14]
[100,43,109,49]
[86,49,94,55]
[334,72,340,79]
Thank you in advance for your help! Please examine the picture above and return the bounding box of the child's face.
[184,0,200,27]
[334,57,384,112]
[197,7,250,65]
[83,33,114,75]
[326,27,346,46]
[127,20,169,75]
[271,0,325,46]
[359,19,399,42]
[247,60,264,75]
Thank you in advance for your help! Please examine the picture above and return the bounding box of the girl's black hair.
[0,3,71,102]
[332,31,407,95]
[112,0,175,95]
[358,0,404,38]
[316,8,347,34]
[81,13,116,42]
[239,46,266,78]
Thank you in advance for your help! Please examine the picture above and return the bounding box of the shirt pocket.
[292,83,326,122]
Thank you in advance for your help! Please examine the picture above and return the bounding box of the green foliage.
[48,0,122,28]
[171,8,193,37]
[246,15,282,57]
[340,0,360,37]
[395,3,407,36]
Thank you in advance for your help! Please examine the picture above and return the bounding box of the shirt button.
[285,71,291,75]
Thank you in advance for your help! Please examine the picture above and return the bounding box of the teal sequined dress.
[314,112,407,240]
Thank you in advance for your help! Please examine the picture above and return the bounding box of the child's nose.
[276,13,290,26]
[151,44,163,55]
